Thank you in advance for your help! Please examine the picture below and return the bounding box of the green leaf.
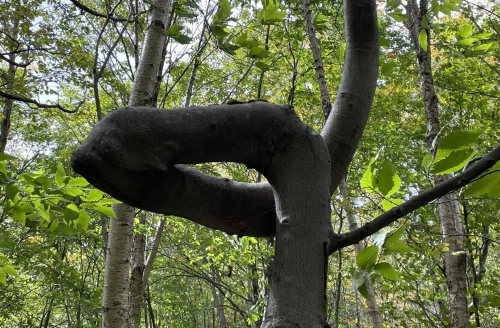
[356,245,379,271]
[0,268,6,285]
[67,177,89,187]
[59,186,84,197]
[214,0,231,23]
[458,23,472,38]
[64,204,80,222]
[5,185,19,201]
[55,164,66,186]
[3,265,17,276]
[358,282,370,299]
[220,43,240,56]
[375,162,400,197]
[33,201,50,221]
[166,24,182,37]
[431,149,475,174]
[422,153,432,170]
[237,32,260,48]
[257,0,287,25]
[419,29,428,52]
[379,37,391,47]
[351,269,365,290]
[48,219,59,232]
[54,223,77,236]
[34,176,53,188]
[0,153,17,161]
[360,159,375,190]
[13,206,26,225]
[248,47,270,59]
[435,130,482,161]
[384,241,415,254]
[211,25,229,39]
[374,262,400,281]
[85,189,103,202]
[94,205,116,218]
[455,38,477,47]
[256,61,273,70]
[75,209,89,232]
[337,43,346,63]
[444,2,460,12]
[463,171,500,197]
[381,198,403,211]
[385,226,406,248]
[173,35,192,44]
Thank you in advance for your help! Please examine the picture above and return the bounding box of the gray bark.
[405,1,468,327]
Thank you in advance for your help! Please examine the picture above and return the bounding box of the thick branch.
[71,102,313,236]
[321,0,379,193]
[0,89,79,113]
[329,143,500,252]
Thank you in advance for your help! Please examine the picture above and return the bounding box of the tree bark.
[0,15,19,153]
[102,204,134,328]
[339,179,382,328]
[405,1,468,327]
[101,1,171,327]
[129,213,147,328]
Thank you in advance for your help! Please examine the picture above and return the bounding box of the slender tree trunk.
[129,213,147,327]
[339,179,382,328]
[405,1,468,327]
[302,0,331,118]
[210,266,228,328]
[0,17,19,153]
[102,1,171,327]
[102,204,135,328]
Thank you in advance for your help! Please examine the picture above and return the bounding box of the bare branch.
[329,143,500,252]
[70,0,130,22]
[0,89,81,113]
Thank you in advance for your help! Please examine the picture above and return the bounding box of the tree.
[71,0,500,326]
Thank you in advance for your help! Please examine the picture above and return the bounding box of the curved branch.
[71,102,323,236]
[329,143,500,253]
[0,89,80,113]
[321,0,379,193]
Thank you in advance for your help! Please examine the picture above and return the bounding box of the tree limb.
[0,89,80,113]
[329,143,500,253]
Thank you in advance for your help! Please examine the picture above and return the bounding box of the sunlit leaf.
[374,262,400,281]
[356,245,378,271]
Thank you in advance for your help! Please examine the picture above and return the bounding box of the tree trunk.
[129,213,147,327]
[102,204,135,328]
[339,179,382,328]
[102,1,171,327]
[0,16,19,153]
[405,1,468,327]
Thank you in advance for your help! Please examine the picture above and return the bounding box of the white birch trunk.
[102,204,135,328]
[102,1,171,327]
